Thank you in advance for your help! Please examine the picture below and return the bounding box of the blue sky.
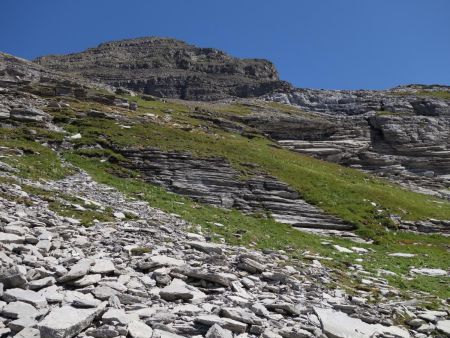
[1,0,449,89]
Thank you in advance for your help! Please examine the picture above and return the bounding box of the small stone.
[128,320,153,338]
[187,241,223,254]
[388,253,416,258]
[28,277,56,290]
[0,266,27,288]
[333,245,353,253]
[196,315,247,334]
[8,316,37,333]
[58,259,93,283]
[206,324,233,338]
[70,274,101,287]
[90,259,115,274]
[160,278,205,303]
[102,308,138,326]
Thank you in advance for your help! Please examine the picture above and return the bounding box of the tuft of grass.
[391,90,450,100]
[130,247,152,256]
[0,127,72,180]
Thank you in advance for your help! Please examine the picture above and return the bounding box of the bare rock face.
[259,85,450,201]
[119,148,354,233]
[35,37,292,100]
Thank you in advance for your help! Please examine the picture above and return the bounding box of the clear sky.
[1,0,449,90]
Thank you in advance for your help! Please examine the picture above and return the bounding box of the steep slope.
[35,37,291,100]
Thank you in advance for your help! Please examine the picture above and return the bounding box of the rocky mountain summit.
[35,37,291,101]
[0,39,450,338]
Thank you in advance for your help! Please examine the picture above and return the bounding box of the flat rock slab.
[206,324,233,338]
[70,274,101,287]
[102,308,139,325]
[437,320,450,336]
[58,259,93,283]
[0,233,25,244]
[388,253,416,258]
[90,259,115,274]
[314,307,410,338]
[2,301,39,319]
[186,241,223,254]
[196,315,247,334]
[138,255,185,270]
[15,327,41,338]
[152,329,188,338]
[38,304,105,338]
[160,278,206,303]
[410,268,448,276]
[2,288,48,308]
[128,320,153,338]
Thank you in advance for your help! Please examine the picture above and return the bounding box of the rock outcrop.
[119,148,354,233]
[35,37,291,101]
[254,86,450,199]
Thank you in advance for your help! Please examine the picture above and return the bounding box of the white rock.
[2,288,48,308]
[333,245,353,253]
[0,233,25,244]
[15,327,40,338]
[388,253,416,258]
[187,241,223,254]
[152,329,186,338]
[1,301,39,319]
[314,307,410,338]
[206,324,233,338]
[437,320,450,336]
[410,268,448,276]
[38,304,105,338]
[69,133,82,139]
[90,259,116,274]
[113,212,126,219]
[160,278,206,303]
[70,274,101,287]
[102,308,138,325]
[58,259,93,283]
[128,320,153,338]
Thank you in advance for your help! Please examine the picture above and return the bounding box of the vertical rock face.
[35,37,292,100]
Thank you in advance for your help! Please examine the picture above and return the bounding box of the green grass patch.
[0,127,72,180]
[391,90,450,100]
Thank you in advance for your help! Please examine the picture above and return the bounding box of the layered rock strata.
[119,148,354,233]
[35,37,291,101]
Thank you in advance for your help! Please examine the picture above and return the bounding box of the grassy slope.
[62,98,450,232]
[0,94,449,299]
